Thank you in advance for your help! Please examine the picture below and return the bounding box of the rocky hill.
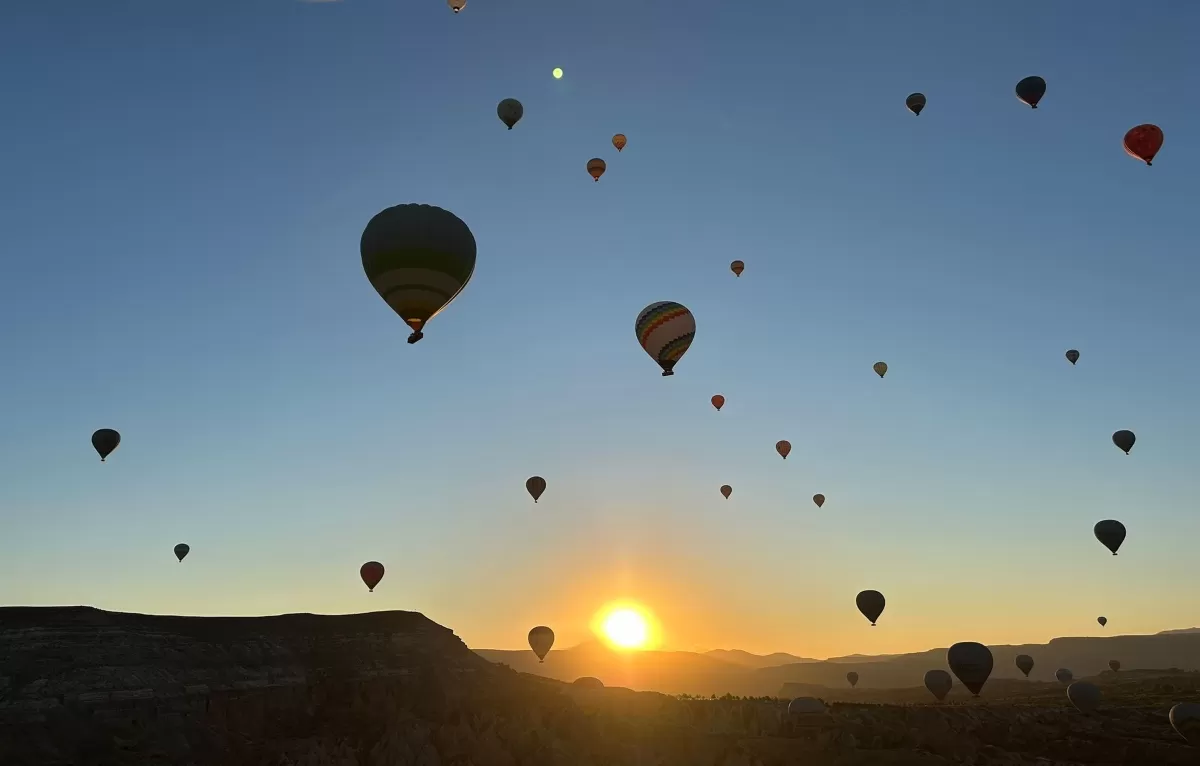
[1,607,1197,765]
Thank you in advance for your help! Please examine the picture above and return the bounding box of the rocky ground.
[0,607,1196,765]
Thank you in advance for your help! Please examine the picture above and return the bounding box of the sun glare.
[592,601,658,651]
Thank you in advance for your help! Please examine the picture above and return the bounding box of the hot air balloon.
[1169,703,1200,745]
[574,676,604,689]
[813,494,825,508]
[497,98,523,129]
[635,301,695,376]
[1109,660,1121,673]
[873,362,888,378]
[846,672,859,688]
[720,484,732,499]
[947,642,993,697]
[448,0,466,11]
[612,134,627,152]
[787,697,827,716]
[91,429,121,462]
[1067,681,1101,714]
[528,626,555,663]
[711,394,725,411]
[776,440,791,459]
[361,204,477,344]
[1112,430,1135,454]
[360,561,384,592]
[1123,124,1163,166]
[905,93,926,116]
[924,669,952,701]
[730,260,744,277]
[1097,616,1107,627]
[1015,76,1046,108]
[587,158,606,181]
[1055,668,1073,685]
[173,543,189,563]
[856,590,885,626]
[1094,520,1126,555]
[526,476,546,503]
[1066,349,1079,365]
[1016,654,1034,677]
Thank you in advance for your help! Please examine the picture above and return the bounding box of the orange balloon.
[612,134,627,152]
[587,158,606,181]
[730,260,744,277]
[776,440,791,459]
[1123,124,1164,166]
[711,394,725,411]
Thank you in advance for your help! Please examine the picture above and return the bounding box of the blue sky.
[0,0,1197,658]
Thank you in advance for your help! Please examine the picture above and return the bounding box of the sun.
[603,609,647,648]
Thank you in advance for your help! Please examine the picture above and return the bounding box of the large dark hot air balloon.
[1169,703,1200,744]
[846,671,859,688]
[1112,430,1135,454]
[1065,349,1079,365]
[361,204,476,344]
[720,484,732,499]
[1016,654,1034,677]
[528,626,555,662]
[360,561,385,592]
[587,158,607,181]
[173,543,190,563]
[1109,659,1121,673]
[1097,616,1107,627]
[91,429,121,462]
[635,302,695,376]
[812,494,825,508]
[526,476,547,503]
[1067,681,1101,714]
[1123,124,1163,166]
[1094,519,1126,555]
[856,590,885,626]
[1055,668,1073,685]
[905,93,926,116]
[924,669,952,701]
[497,98,523,129]
[1015,76,1046,108]
[947,642,993,696]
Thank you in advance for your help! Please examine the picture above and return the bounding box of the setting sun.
[592,601,659,651]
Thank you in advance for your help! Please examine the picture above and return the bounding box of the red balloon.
[1123,124,1163,166]
[360,561,385,592]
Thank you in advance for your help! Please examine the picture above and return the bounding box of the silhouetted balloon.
[1109,660,1121,673]
[1066,349,1079,365]
[1015,76,1046,108]
[776,440,791,459]
[711,394,725,411]
[529,626,555,663]
[856,590,885,626]
[1112,430,1135,454]
[1094,520,1126,555]
[497,98,523,129]
[361,204,477,344]
[612,134,627,152]
[720,484,732,499]
[873,362,888,378]
[924,669,952,701]
[1067,681,1101,714]
[92,429,121,462]
[1055,668,1073,685]
[947,642,993,696]
[787,697,827,715]
[730,260,744,277]
[635,301,695,376]
[587,158,606,181]
[905,93,926,116]
[1123,124,1163,166]
[846,672,859,688]
[448,0,466,12]
[813,494,825,508]
[360,561,384,592]
[1097,616,1107,627]
[1169,703,1200,745]
[574,676,604,688]
[1016,654,1034,677]
[173,543,189,563]
[526,476,546,503]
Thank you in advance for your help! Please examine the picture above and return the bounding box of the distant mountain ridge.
[703,648,817,668]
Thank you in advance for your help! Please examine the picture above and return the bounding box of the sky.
[0,0,1198,660]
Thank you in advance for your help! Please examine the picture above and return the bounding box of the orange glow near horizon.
[592,600,660,651]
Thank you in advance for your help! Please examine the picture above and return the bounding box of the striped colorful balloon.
[635,301,695,376]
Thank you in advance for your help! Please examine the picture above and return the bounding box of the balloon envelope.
[924,669,952,701]
[448,0,466,11]
[91,428,121,461]
[1112,430,1135,454]
[787,697,826,715]
[1109,660,1121,672]
[1169,703,1200,745]
[947,642,993,696]
[905,93,926,115]
[1123,124,1163,165]
[1015,76,1046,108]
[1016,654,1034,677]
[1067,681,1100,714]
[813,494,825,508]
[587,157,606,181]
[1055,668,1073,685]
[776,440,791,459]
[528,626,555,662]
[635,302,695,376]
[711,394,725,411]
[612,134,627,152]
[1094,519,1127,555]
[173,543,189,562]
[361,204,477,343]
[526,476,547,503]
[360,561,384,592]
[574,676,604,689]
[846,671,859,687]
[856,590,885,625]
[1097,616,1107,627]
[720,484,732,499]
[1066,349,1079,365]
[497,98,523,129]
[730,260,744,277]
[873,362,888,378]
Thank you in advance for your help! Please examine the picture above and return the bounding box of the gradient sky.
[0,0,1197,660]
